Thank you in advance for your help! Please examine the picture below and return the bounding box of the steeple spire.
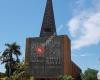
[40,0,57,37]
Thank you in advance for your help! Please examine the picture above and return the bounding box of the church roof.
[40,0,57,37]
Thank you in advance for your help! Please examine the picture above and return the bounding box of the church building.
[25,0,81,80]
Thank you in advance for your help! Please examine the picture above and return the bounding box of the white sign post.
[97,72,100,80]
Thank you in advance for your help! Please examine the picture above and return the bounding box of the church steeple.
[40,0,57,37]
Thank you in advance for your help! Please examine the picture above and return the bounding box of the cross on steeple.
[40,0,57,37]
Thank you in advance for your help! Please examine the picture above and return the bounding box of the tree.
[59,75,73,80]
[4,42,21,62]
[10,61,26,80]
[81,68,98,80]
[0,72,6,78]
[0,42,21,78]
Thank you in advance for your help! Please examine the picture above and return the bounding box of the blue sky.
[0,0,100,73]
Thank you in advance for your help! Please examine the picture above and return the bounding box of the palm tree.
[4,42,21,62]
[0,42,21,77]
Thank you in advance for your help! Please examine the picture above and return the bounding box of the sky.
[0,0,100,73]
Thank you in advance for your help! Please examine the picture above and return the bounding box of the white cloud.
[69,12,100,49]
[68,16,81,37]
[72,53,95,57]
[80,54,94,57]
[68,0,100,50]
